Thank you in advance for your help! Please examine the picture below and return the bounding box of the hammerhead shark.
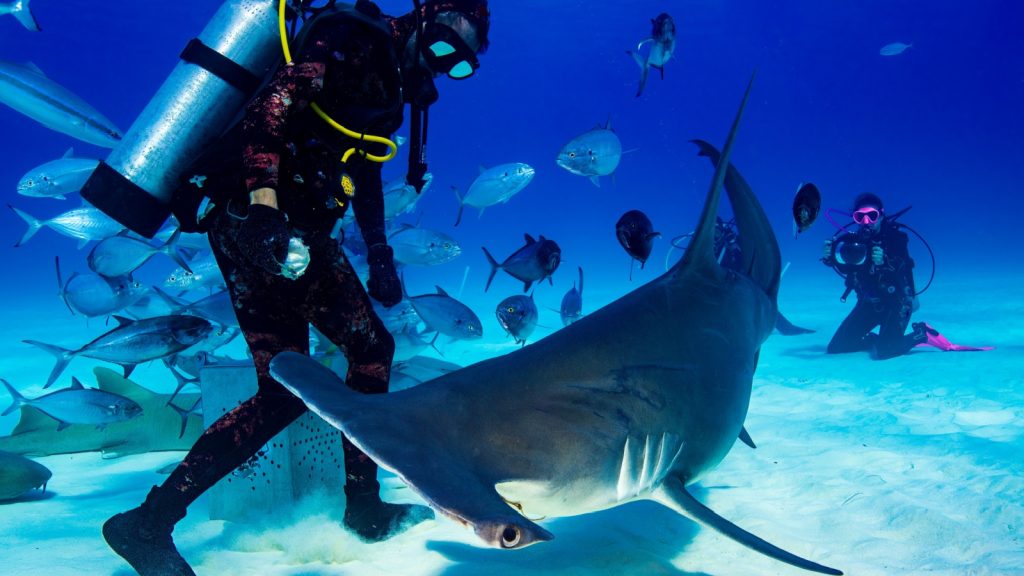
[270,76,842,575]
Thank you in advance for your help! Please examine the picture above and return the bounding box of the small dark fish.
[482,233,561,292]
[792,182,821,238]
[560,266,584,327]
[616,209,661,279]
[23,315,214,388]
[496,293,539,345]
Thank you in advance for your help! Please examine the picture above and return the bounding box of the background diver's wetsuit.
[823,221,924,359]
[140,6,423,541]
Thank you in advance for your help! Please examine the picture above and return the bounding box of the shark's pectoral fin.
[738,426,756,449]
[654,475,842,575]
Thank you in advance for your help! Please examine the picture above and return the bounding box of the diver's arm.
[241,26,333,206]
[352,160,388,249]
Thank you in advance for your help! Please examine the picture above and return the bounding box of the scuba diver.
[101,1,491,575]
[821,192,933,359]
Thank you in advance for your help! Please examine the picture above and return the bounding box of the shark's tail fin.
[9,205,44,247]
[168,397,201,439]
[22,340,76,389]
[481,247,500,292]
[1,378,27,416]
[11,0,41,31]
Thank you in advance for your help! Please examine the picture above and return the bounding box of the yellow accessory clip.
[277,0,398,186]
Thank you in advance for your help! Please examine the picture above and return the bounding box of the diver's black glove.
[366,244,401,307]
[237,204,291,276]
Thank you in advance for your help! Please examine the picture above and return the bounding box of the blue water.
[1,1,1022,574]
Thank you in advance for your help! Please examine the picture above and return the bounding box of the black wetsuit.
[824,222,922,359]
[160,5,404,521]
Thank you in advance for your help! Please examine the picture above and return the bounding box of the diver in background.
[821,192,929,359]
[102,1,491,574]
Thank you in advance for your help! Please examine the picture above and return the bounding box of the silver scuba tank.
[81,0,282,238]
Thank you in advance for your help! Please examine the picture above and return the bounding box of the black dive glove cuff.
[367,244,402,307]
[237,204,291,276]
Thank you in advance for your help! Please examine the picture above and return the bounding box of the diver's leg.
[826,300,880,354]
[873,301,926,360]
[305,232,434,541]
[104,213,310,575]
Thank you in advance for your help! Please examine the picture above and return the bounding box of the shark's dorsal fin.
[674,72,756,277]
[11,406,53,435]
[93,367,158,405]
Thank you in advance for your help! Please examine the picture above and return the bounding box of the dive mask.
[853,207,881,225]
[421,22,479,80]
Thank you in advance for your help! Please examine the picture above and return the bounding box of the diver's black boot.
[342,487,435,542]
[102,486,195,576]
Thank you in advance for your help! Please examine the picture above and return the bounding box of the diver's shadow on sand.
[428,500,709,576]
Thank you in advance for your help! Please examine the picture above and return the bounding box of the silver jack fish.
[559,266,584,326]
[388,224,462,267]
[9,203,124,248]
[23,315,213,389]
[56,256,147,318]
[0,61,122,147]
[87,229,194,278]
[454,163,535,226]
[17,148,98,200]
[556,119,622,187]
[2,377,142,431]
[628,13,676,97]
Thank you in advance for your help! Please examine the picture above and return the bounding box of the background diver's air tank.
[81,0,282,238]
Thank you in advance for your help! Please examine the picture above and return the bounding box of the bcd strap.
[180,38,263,96]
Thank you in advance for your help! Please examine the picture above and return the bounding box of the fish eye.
[568,152,576,158]
[506,306,515,313]
[500,525,522,548]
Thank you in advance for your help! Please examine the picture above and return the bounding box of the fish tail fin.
[628,49,644,69]
[9,204,43,247]
[636,64,650,97]
[54,256,75,315]
[481,247,499,292]
[12,0,41,32]
[22,340,75,389]
[1,378,27,416]
[453,186,465,227]
[167,399,198,439]
[161,229,195,273]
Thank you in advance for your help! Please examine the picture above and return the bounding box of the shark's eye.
[500,525,521,548]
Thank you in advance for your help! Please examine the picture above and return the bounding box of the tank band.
[180,38,263,96]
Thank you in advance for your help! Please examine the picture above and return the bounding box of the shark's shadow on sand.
[270,76,843,575]
[429,500,707,576]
